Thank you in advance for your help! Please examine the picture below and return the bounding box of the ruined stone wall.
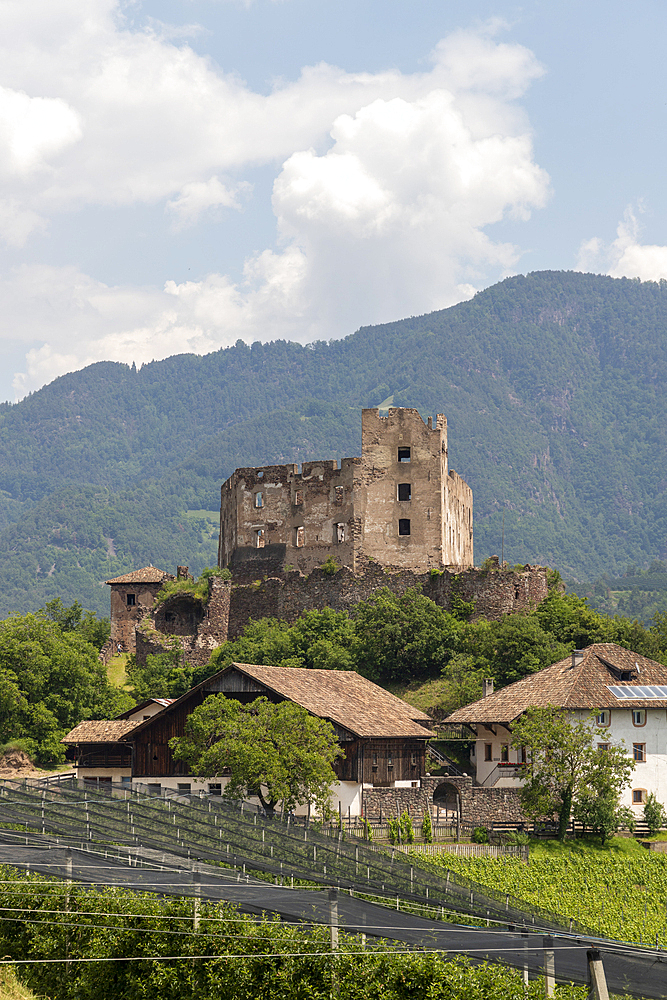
[363,775,527,826]
[220,459,357,583]
[135,578,232,668]
[109,581,169,654]
[227,561,549,640]
[218,407,474,582]
[445,470,473,567]
[358,407,450,571]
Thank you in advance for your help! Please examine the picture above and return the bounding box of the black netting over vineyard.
[0,777,603,934]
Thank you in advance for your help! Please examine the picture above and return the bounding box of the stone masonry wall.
[135,578,232,668]
[363,775,528,826]
[227,559,548,639]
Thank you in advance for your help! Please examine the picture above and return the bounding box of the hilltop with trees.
[0,271,667,616]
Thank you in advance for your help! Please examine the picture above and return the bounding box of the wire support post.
[586,949,609,1000]
[543,935,555,997]
[328,887,338,951]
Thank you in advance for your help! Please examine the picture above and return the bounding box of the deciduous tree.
[170,695,341,816]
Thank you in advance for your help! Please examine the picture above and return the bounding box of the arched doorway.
[433,781,461,838]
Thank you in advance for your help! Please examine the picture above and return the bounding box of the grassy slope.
[0,969,39,1000]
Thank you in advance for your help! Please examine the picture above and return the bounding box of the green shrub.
[363,817,373,842]
[320,556,339,576]
[422,810,433,844]
[387,817,400,845]
[400,810,415,844]
[644,792,667,836]
[472,826,489,844]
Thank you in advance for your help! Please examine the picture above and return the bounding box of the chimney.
[572,649,584,668]
[482,678,494,698]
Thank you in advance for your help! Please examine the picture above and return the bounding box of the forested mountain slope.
[1,269,665,617]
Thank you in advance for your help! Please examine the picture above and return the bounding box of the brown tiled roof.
[445,643,667,725]
[216,663,434,739]
[61,720,141,744]
[105,566,170,585]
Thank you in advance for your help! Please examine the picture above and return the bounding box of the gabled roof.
[105,566,170,585]
[61,720,140,744]
[115,698,175,720]
[445,643,667,726]
[124,662,435,741]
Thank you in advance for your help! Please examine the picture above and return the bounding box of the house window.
[334,486,344,504]
[208,783,222,796]
[398,447,411,463]
[294,489,304,506]
[126,593,136,606]
[633,789,646,805]
[295,526,305,547]
[598,743,610,752]
[387,753,393,767]
[255,528,265,548]
[500,744,509,763]
[254,492,264,508]
[633,743,646,762]
[484,744,492,762]
[372,752,378,768]
[147,783,161,796]
[411,753,417,766]
[632,709,646,727]
[596,711,610,726]
[397,483,411,502]
[520,746,527,763]
[336,523,345,544]
[398,519,411,536]
[177,783,192,794]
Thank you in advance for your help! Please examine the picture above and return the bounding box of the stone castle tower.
[218,407,473,580]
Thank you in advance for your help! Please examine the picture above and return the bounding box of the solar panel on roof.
[607,685,667,700]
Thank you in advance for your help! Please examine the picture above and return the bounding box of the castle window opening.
[294,489,304,506]
[254,492,264,508]
[398,447,411,463]
[336,523,345,544]
[397,483,411,502]
[398,519,411,536]
[165,612,175,624]
[296,526,305,547]
[126,593,136,607]
[255,529,265,548]
[334,486,344,504]
[257,470,264,478]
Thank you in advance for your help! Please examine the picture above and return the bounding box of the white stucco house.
[445,643,667,817]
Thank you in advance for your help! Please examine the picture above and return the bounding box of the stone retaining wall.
[363,775,527,827]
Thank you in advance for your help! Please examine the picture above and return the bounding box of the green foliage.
[511,707,635,840]
[421,838,667,945]
[320,555,339,575]
[0,612,131,763]
[421,809,433,843]
[363,817,373,842]
[170,695,341,815]
[126,649,193,701]
[40,597,110,650]
[0,869,584,1000]
[387,817,400,845]
[459,612,570,687]
[399,810,415,845]
[643,792,667,836]
[472,827,490,844]
[352,587,463,683]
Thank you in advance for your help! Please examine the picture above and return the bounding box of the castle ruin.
[219,407,473,581]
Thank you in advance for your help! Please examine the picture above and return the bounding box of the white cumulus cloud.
[577,205,667,282]
[0,3,551,397]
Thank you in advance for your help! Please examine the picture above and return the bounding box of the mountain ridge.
[1,269,665,617]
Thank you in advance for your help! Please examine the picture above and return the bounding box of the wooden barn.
[62,663,434,816]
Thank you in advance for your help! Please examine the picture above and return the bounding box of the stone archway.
[433,780,461,822]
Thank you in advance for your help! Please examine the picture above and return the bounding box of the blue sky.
[1,0,666,401]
